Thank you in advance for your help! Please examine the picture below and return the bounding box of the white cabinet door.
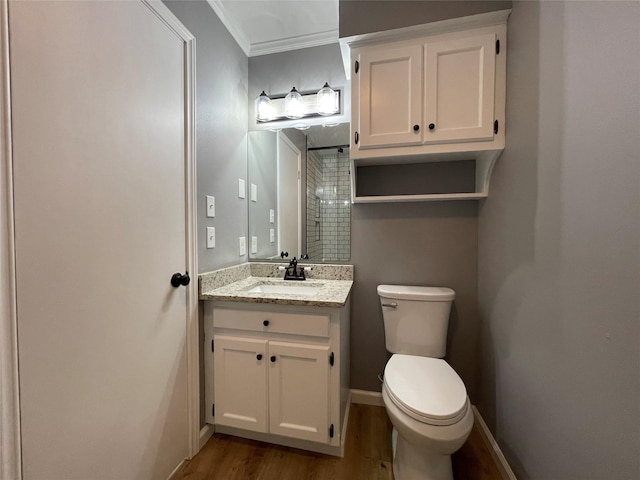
[357,44,423,148]
[268,341,330,443]
[214,336,268,433]
[424,33,496,144]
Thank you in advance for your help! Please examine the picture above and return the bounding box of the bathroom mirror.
[247,123,350,262]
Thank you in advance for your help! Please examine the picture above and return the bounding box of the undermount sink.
[246,283,323,296]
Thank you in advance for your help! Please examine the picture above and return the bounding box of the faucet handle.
[280,251,289,258]
[300,254,309,260]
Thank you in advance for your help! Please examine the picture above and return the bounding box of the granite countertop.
[200,276,353,308]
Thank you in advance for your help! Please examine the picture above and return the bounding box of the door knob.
[257,354,263,361]
[170,272,190,288]
[270,356,276,363]
[428,123,436,131]
[413,124,420,132]
[263,320,270,327]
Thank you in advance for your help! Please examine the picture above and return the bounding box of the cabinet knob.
[428,123,436,131]
[256,354,263,361]
[413,124,420,132]
[263,320,269,327]
[270,355,276,363]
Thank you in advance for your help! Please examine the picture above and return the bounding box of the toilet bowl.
[377,285,473,480]
[382,354,473,480]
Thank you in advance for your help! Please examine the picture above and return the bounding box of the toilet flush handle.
[381,302,397,308]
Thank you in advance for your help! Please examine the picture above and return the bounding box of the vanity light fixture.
[316,82,339,116]
[255,91,274,122]
[284,87,304,119]
[254,83,341,124]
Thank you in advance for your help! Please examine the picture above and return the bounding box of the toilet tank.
[378,285,455,357]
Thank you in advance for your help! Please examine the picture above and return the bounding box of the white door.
[213,336,268,433]
[277,133,301,257]
[268,341,330,443]
[356,44,423,148]
[9,1,196,479]
[424,33,496,144]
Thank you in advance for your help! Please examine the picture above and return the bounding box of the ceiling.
[206,0,339,57]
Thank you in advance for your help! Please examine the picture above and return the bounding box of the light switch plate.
[206,196,215,218]
[238,179,246,199]
[239,236,246,256]
[270,229,275,243]
[251,236,257,254]
[269,209,275,223]
[206,227,215,249]
[251,184,257,202]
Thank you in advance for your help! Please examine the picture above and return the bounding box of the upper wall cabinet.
[342,11,510,202]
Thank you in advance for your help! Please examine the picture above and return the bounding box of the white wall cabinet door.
[214,336,268,433]
[423,33,496,144]
[357,44,423,148]
[268,341,330,443]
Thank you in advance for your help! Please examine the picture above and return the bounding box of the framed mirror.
[248,123,350,262]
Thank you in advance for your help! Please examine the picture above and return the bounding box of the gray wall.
[339,0,512,37]
[477,2,640,479]
[351,202,479,395]
[164,0,248,273]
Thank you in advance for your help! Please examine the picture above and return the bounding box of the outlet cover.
[206,196,215,218]
[269,209,275,223]
[239,236,246,256]
[251,236,257,254]
[238,179,246,199]
[251,184,257,202]
[270,229,275,243]
[206,227,215,249]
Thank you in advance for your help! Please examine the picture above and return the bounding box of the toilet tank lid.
[377,285,455,301]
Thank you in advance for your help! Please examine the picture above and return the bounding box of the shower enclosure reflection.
[247,123,350,262]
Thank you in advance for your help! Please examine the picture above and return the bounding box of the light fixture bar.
[256,88,341,123]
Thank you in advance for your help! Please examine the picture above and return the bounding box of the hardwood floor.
[177,404,502,480]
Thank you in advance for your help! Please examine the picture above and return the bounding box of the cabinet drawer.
[214,309,330,338]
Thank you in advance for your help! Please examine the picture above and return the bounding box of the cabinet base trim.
[214,422,346,457]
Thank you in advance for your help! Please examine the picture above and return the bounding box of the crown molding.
[206,0,251,56]
[250,29,338,57]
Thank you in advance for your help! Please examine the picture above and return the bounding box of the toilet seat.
[384,354,469,427]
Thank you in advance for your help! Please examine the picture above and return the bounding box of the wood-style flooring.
[177,404,502,480]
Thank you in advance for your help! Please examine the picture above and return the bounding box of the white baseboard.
[199,423,214,450]
[350,389,384,406]
[167,458,187,480]
[472,405,517,480]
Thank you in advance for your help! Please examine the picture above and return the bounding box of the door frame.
[0,1,21,478]
[0,2,200,478]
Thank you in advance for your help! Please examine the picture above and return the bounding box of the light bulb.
[255,91,274,121]
[284,87,304,119]
[316,82,338,116]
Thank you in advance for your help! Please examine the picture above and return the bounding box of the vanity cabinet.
[205,300,350,456]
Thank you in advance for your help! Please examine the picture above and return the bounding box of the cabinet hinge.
[354,60,359,74]
[494,119,499,135]
[212,404,215,417]
[329,352,335,367]
[211,339,214,352]
[329,424,334,438]
[496,39,500,55]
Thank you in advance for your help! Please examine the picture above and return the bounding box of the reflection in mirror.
[248,123,350,263]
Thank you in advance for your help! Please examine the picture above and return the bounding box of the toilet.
[378,285,473,480]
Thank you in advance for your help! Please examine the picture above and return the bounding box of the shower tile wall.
[306,148,350,262]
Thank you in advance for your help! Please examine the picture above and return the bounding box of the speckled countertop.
[199,263,353,307]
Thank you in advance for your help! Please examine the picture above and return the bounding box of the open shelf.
[350,150,501,203]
